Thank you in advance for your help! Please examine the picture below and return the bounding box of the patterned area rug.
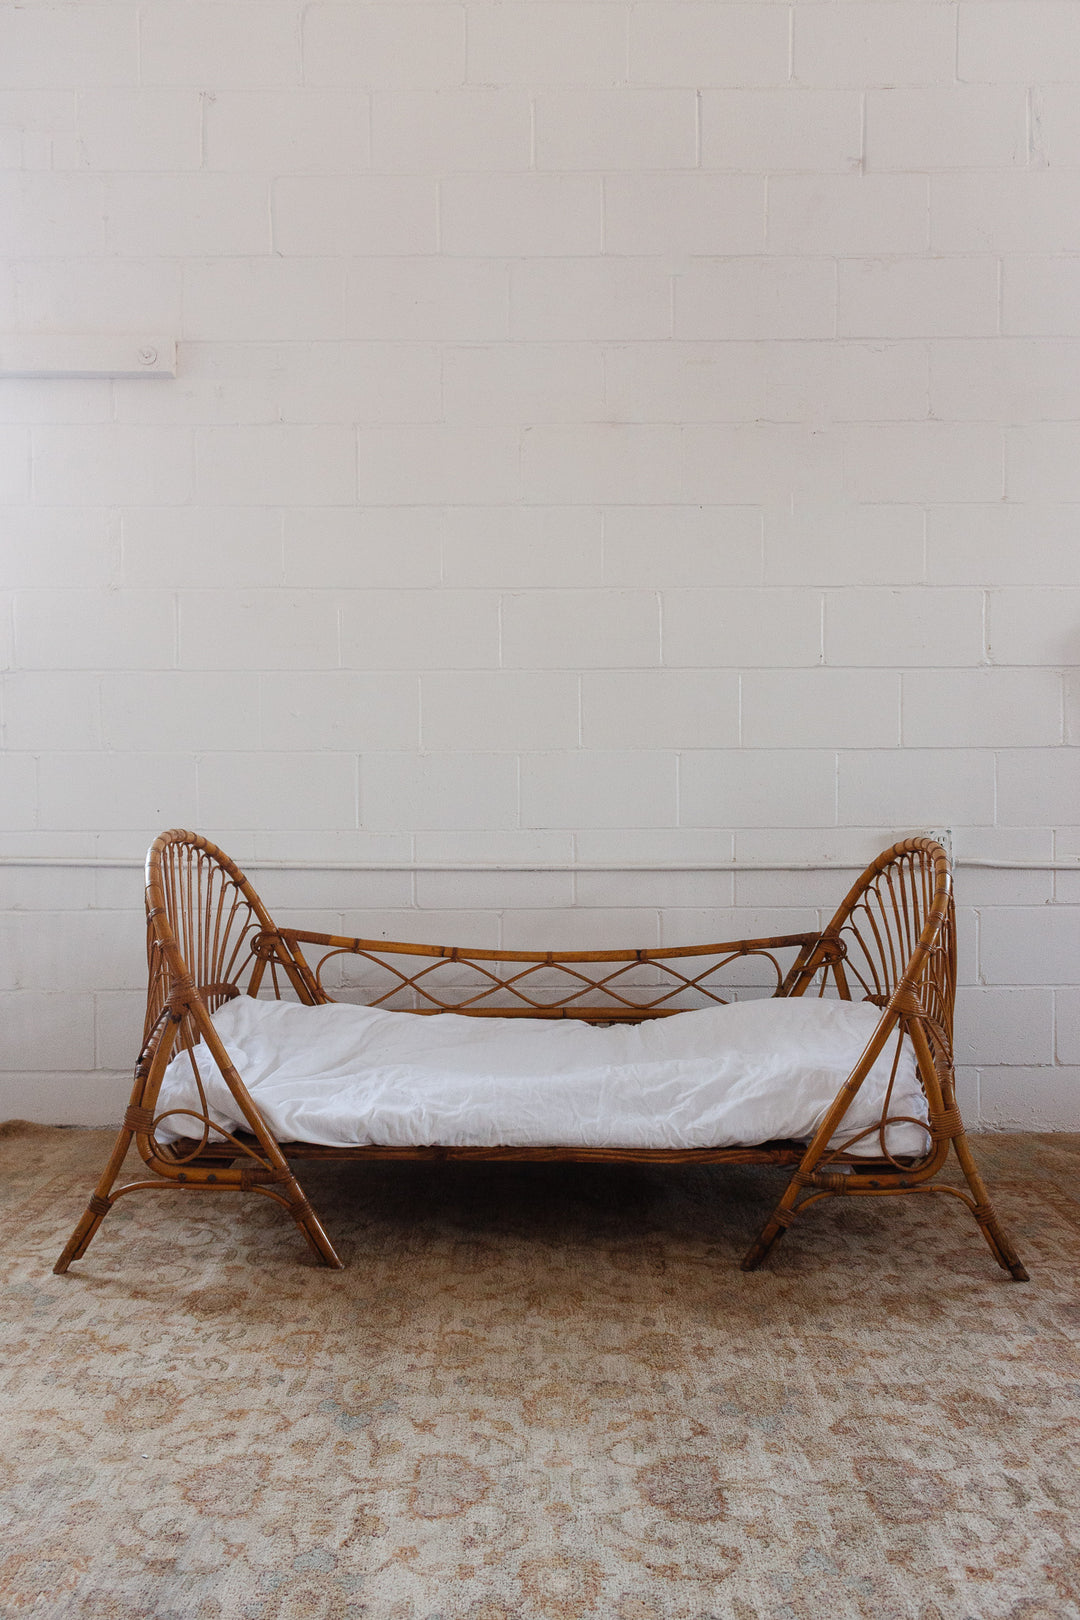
[1,1123,1078,1620]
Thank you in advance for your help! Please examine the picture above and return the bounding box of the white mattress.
[154,993,929,1158]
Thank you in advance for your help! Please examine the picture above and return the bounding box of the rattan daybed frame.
[55,831,1028,1280]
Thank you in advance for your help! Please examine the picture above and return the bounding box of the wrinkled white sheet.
[154,994,929,1157]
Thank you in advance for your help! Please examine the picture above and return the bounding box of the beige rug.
[1,1124,1078,1620]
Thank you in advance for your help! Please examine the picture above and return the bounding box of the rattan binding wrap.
[54,831,1027,1281]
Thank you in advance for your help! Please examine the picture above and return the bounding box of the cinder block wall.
[2,1,1079,1128]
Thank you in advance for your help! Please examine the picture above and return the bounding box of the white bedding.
[154,994,929,1158]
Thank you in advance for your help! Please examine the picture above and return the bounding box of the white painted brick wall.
[838,258,1000,338]
[1,0,1079,1132]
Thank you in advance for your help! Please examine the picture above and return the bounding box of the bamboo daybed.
[55,831,1028,1280]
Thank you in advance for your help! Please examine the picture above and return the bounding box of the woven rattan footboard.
[54,832,1027,1281]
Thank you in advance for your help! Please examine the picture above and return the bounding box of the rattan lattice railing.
[272,927,841,1019]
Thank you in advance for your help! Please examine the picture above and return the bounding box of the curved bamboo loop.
[55,830,1026,1281]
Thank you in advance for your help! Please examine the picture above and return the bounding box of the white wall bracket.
[0,336,176,378]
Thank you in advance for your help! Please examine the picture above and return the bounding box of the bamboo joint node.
[930,1107,965,1140]
[240,1166,288,1188]
[809,1171,853,1193]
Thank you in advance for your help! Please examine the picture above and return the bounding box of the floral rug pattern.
[1,1124,1078,1620]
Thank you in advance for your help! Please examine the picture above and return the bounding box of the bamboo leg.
[739,1174,807,1271]
[741,1012,911,1272]
[951,1129,1029,1281]
[178,1005,344,1267]
[903,1012,1027,1279]
[53,1125,135,1274]
[55,1138,344,1272]
[282,1173,344,1268]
